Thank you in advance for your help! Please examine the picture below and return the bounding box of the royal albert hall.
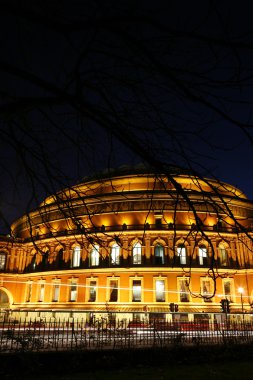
[1,165,253,324]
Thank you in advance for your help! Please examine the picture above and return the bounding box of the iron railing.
[1,317,253,353]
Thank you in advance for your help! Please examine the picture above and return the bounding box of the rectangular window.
[223,280,233,302]
[132,280,141,302]
[69,281,77,302]
[89,280,97,302]
[155,218,162,229]
[38,283,45,302]
[178,278,190,302]
[109,280,118,302]
[201,279,212,302]
[52,283,60,302]
[155,280,165,302]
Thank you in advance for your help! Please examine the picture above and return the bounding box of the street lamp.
[238,287,244,313]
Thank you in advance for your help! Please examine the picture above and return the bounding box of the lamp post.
[238,287,244,314]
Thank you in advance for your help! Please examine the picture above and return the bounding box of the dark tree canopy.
[0,1,253,232]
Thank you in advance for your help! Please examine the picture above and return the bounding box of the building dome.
[11,165,250,239]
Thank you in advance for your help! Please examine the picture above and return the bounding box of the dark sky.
[1,1,253,232]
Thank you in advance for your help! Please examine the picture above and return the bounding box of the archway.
[0,288,11,308]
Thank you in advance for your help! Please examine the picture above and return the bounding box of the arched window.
[219,243,229,266]
[198,246,207,266]
[41,249,49,269]
[30,254,37,271]
[57,248,64,269]
[177,244,186,265]
[154,244,165,265]
[71,246,81,268]
[110,243,120,265]
[0,252,6,271]
[90,244,100,267]
[132,242,142,265]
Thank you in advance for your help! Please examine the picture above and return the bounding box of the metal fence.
[1,317,253,353]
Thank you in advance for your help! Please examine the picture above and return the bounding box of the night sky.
[1,1,253,232]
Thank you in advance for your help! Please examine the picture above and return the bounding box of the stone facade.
[1,168,253,321]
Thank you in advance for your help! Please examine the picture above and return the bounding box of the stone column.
[236,240,244,267]
[122,237,129,260]
[81,242,87,262]
[48,244,54,264]
[210,239,217,261]
[189,239,196,261]
[64,243,70,263]
[168,236,174,259]
[230,239,237,262]
[8,248,15,271]
[144,235,151,259]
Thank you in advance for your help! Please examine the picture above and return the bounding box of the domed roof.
[10,161,252,240]
[81,162,193,183]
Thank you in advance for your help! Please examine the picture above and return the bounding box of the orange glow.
[203,217,216,226]
[3,169,253,320]
[121,217,132,226]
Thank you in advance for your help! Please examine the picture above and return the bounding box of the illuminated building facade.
[1,166,253,323]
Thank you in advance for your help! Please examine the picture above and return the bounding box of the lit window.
[69,281,77,302]
[31,254,37,270]
[89,280,97,302]
[223,280,233,302]
[132,280,141,302]
[111,244,120,265]
[132,242,142,265]
[219,244,229,266]
[90,245,99,266]
[177,245,186,265]
[155,280,165,302]
[201,279,212,302]
[109,280,118,302]
[179,278,189,302]
[71,246,81,268]
[38,283,45,302]
[154,245,164,265]
[52,283,60,302]
[199,246,207,265]
[0,252,6,271]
